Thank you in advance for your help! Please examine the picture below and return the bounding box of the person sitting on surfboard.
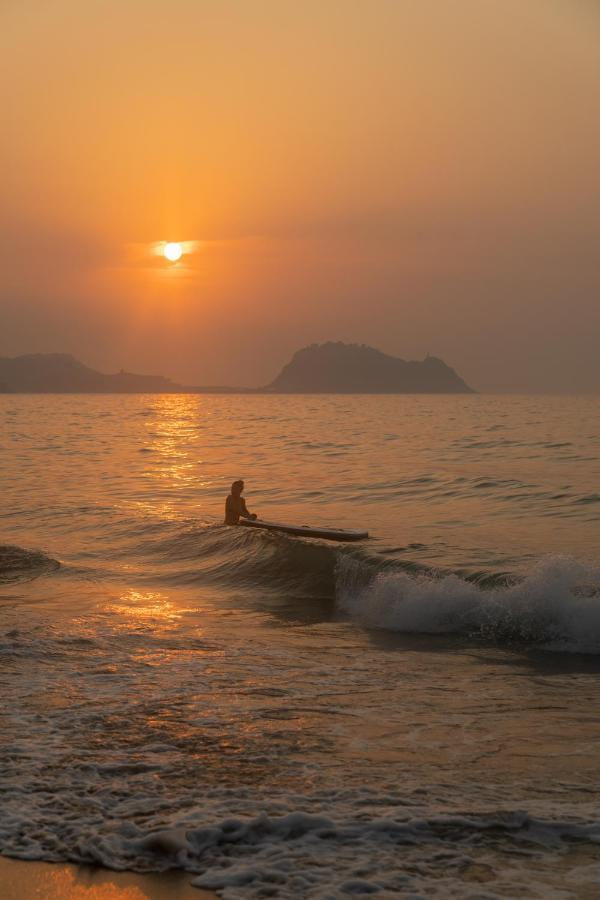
[225,480,257,525]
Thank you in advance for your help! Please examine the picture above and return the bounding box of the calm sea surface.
[2,394,600,898]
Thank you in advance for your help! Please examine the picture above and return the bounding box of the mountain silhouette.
[0,345,474,393]
[0,354,181,393]
[266,343,474,393]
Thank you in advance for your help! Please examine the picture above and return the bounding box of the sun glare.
[163,242,183,262]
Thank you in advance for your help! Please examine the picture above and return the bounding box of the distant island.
[0,354,239,395]
[264,343,474,393]
[0,344,474,394]
[0,354,185,394]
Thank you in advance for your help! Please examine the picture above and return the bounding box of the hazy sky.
[1,0,599,391]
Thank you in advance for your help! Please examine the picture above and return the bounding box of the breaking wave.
[132,523,600,653]
[336,555,600,653]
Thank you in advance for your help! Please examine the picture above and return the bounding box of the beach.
[0,858,215,900]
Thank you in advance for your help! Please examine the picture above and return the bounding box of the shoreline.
[0,857,217,900]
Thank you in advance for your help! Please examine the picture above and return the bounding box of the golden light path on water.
[110,589,189,625]
[134,395,203,520]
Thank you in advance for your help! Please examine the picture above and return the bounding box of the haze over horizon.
[2,0,599,393]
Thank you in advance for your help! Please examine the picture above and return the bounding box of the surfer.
[225,480,257,525]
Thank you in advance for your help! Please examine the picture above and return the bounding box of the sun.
[163,242,183,262]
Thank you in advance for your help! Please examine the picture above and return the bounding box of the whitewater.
[2,393,600,898]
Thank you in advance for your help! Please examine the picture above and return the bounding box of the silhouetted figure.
[225,480,257,525]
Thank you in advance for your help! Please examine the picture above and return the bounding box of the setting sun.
[163,242,183,262]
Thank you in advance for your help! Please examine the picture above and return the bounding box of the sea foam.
[2,784,599,899]
[336,555,600,653]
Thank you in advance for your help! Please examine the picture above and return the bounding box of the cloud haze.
[1,0,599,391]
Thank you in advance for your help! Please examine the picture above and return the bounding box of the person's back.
[225,479,256,525]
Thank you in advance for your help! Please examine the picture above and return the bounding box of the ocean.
[1,393,600,898]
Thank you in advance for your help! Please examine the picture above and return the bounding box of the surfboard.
[239,517,369,542]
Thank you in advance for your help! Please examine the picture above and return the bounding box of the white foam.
[2,784,599,899]
[337,555,600,653]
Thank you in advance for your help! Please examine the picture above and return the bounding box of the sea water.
[1,393,600,898]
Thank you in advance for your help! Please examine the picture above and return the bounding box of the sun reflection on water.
[138,395,212,518]
[109,589,187,625]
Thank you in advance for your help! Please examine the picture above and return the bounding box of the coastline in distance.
[0,342,474,394]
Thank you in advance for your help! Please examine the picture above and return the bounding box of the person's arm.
[240,498,257,520]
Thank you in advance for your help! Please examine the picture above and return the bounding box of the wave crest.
[336,555,600,653]
[0,545,60,584]
[150,524,339,597]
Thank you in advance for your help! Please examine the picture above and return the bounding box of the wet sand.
[0,857,216,900]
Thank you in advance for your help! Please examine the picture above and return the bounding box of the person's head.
[231,479,244,497]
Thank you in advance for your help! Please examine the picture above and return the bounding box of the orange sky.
[1,0,599,390]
